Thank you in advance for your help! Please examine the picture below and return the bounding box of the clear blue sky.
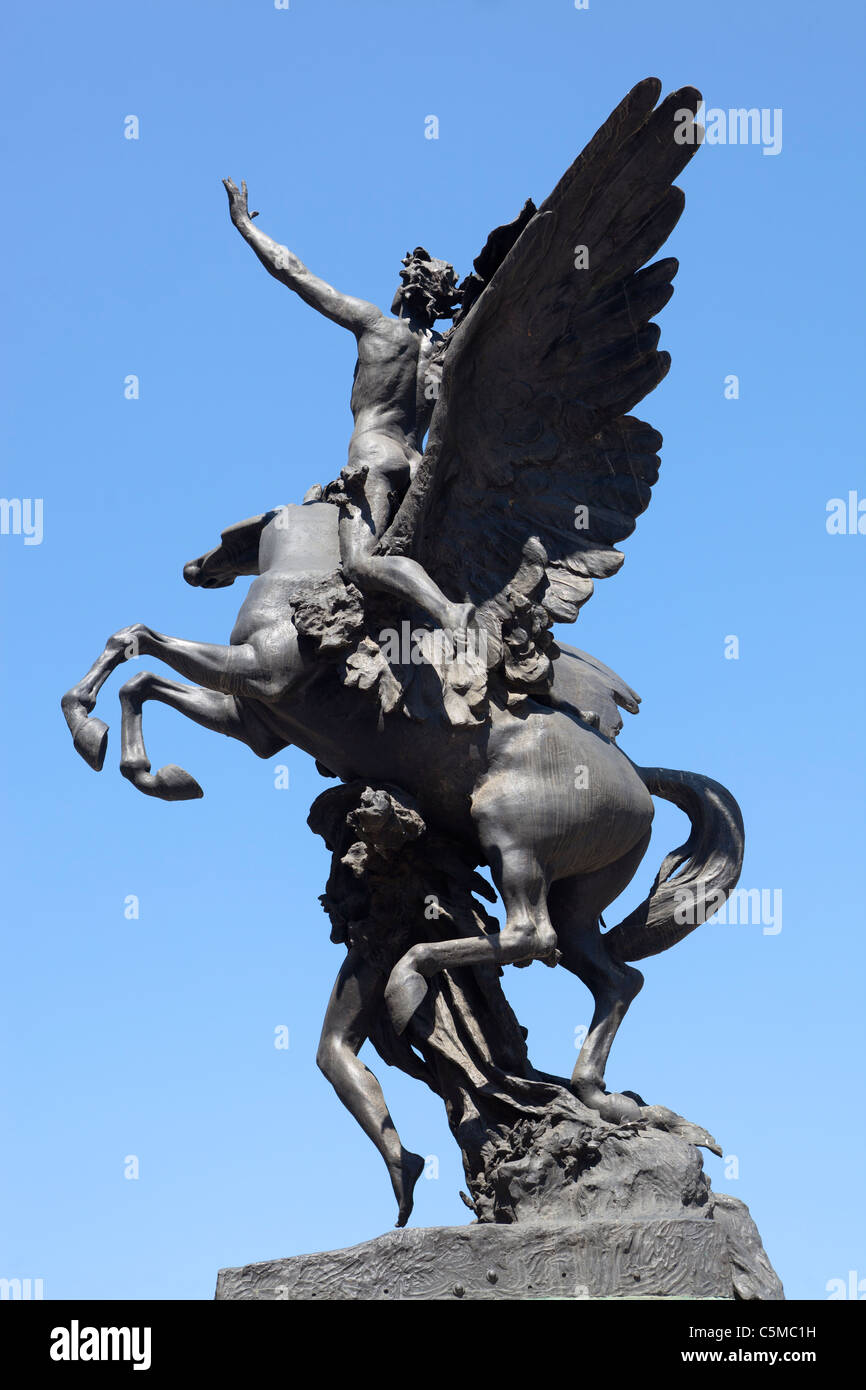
[2,0,863,1301]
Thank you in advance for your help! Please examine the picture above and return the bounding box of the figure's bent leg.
[117,671,262,800]
[317,948,424,1227]
[385,844,557,1034]
[339,499,474,637]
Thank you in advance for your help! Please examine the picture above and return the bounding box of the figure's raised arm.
[223,179,382,335]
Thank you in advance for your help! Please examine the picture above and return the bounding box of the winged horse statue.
[62,80,744,1227]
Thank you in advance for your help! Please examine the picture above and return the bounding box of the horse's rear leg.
[117,671,265,800]
[384,844,556,1034]
[548,831,651,1123]
[486,841,558,966]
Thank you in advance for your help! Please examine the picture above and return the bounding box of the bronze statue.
[63,81,782,1298]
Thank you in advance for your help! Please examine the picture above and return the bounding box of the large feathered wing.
[378,80,703,670]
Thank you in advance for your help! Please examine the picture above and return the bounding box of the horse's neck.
[260,501,341,575]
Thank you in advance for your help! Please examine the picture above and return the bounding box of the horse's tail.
[604,766,744,964]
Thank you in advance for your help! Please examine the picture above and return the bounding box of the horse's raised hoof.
[385,963,428,1035]
[72,718,109,772]
[121,762,204,801]
[153,765,204,800]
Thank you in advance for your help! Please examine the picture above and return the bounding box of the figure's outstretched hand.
[223,178,259,226]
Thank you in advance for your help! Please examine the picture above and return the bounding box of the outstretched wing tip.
[657,350,672,377]
[386,79,699,633]
[670,84,702,111]
[629,78,701,116]
[635,76,663,100]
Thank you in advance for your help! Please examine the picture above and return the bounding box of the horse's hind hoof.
[73,718,109,772]
[573,1075,642,1124]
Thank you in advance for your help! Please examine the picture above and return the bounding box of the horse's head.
[183,548,237,589]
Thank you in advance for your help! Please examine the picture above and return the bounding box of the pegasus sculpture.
[63,81,756,1243]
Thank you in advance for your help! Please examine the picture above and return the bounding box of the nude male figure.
[208,178,473,640]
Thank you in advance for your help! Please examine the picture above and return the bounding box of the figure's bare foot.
[390,1150,425,1227]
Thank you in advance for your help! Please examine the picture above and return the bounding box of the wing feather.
[378,78,702,646]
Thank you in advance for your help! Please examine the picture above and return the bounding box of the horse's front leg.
[120,623,277,695]
[61,625,144,769]
[63,621,298,771]
[117,670,287,800]
[117,672,241,799]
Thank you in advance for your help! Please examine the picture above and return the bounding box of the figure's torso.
[349,316,443,453]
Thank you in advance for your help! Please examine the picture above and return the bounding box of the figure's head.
[391,247,460,324]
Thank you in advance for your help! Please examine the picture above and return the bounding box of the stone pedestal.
[216,1194,783,1301]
